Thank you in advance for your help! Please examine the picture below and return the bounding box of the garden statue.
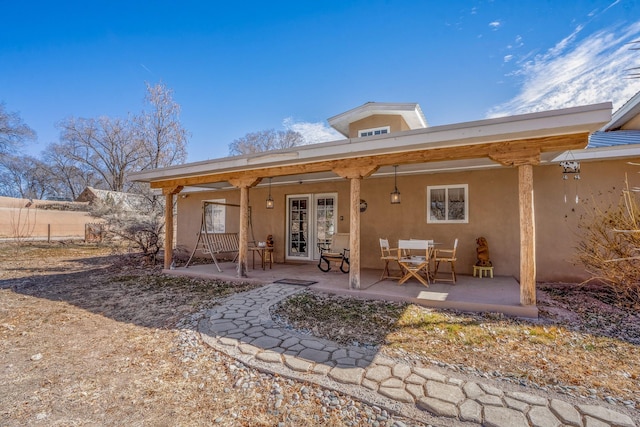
[475,237,492,267]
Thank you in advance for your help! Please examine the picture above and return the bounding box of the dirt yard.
[1,242,638,426]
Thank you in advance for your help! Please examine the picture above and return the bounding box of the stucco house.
[131,96,640,312]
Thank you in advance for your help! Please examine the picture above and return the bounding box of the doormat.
[273,279,318,286]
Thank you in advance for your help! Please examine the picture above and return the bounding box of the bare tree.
[0,103,36,154]
[136,82,189,170]
[41,142,98,200]
[53,83,189,195]
[229,129,304,155]
[0,154,51,199]
[57,116,141,193]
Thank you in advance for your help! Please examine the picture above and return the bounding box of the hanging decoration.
[560,152,581,204]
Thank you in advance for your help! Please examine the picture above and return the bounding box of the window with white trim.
[358,126,390,137]
[427,185,468,223]
[204,199,226,233]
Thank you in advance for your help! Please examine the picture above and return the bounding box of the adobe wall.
[0,196,95,240]
[175,157,640,283]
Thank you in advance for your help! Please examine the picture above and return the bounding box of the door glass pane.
[315,196,336,256]
[288,197,309,257]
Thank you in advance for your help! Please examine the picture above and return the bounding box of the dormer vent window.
[358,126,390,137]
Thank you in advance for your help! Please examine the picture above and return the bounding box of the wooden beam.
[519,163,536,306]
[161,186,182,269]
[333,164,379,180]
[227,176,262,188]
[489,147,540,167]
[349,177,361,290]
[149,133,589,190]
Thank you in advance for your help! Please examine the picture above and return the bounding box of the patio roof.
[131,102,612,190]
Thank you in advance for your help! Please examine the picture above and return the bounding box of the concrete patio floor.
[166,261,538,318]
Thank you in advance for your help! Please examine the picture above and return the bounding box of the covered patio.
[132,102,612,318]
[166,262,536,318]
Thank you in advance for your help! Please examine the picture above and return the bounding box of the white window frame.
[204,199,226,233]
[426,184,469,224]
[358,126,390,137]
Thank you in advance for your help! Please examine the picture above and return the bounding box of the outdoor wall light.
[390,165,401,204]
[266,177,274,209]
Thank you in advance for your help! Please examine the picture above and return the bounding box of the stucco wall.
[0,196,95,239]
[176,157,640,282]
[348,115,410,138]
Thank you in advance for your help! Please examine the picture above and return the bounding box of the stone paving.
[198,283,638,427]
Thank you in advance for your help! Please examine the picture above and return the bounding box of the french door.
[286,193,337,261]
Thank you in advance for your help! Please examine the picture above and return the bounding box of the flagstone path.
[198,284,637,427]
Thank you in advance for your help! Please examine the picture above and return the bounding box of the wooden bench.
[186,231,240,272]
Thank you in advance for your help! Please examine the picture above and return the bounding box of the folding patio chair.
[397,239,434,287]
[433,238,458,283]
[379,238,402,280]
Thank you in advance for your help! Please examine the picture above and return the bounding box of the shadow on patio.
[166,261,538,318]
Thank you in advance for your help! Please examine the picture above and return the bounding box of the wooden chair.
[433,238,458,283]
[397,239,434,287]
[379,238,402,280]
[317,233,350,273]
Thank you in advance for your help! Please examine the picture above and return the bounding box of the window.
[204,199,225,233]
[358,126,390,137]
[427,185,468,223]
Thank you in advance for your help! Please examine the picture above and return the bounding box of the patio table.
[249,246,274,270]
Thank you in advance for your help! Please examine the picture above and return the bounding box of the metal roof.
[588,130,640,147]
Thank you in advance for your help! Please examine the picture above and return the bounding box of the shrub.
[576,175,640,307]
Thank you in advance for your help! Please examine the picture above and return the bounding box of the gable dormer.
[327,102,428,138]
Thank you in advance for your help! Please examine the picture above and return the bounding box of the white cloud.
[504,54,514,63]
[283,118,345,144]
[489,21,501,29]
[487,21,640,118]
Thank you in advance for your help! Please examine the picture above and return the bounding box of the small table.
[473,265,493,278]
[249,246,274,270]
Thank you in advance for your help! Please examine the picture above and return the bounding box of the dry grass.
[273,289,640,407]
[2,241,638,426]
[0,242,355,426]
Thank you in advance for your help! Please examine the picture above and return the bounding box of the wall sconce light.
[266,178,274,209]
[390,165,401,204]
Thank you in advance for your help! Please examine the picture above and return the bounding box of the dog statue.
[475,237,492,267]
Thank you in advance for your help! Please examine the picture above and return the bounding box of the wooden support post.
[349,177,361,290]
[238,186,249,278]
[228,176,261,278]
[162,186,183,270]
[164,192,174,270]
[333,164,378,291]
[519,164,536,306]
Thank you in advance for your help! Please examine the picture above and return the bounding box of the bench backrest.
[203,232,240,253]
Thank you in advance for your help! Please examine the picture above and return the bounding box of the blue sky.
[1,1,640,162]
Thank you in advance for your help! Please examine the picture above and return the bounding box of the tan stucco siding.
[175,156,640,282]
[348,115,410,138]
[0,197,94,239]
[621,114,640,129]
[534,157,640,282]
